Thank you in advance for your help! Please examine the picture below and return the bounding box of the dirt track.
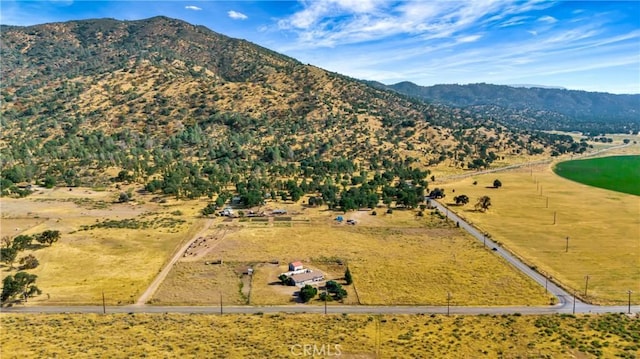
[135,218,214,305]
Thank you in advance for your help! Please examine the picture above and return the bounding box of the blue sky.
[2,1,639,94]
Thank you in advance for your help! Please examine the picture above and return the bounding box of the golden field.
[155,208,550,306]
[437,144,640,304]
[0,187,204,305]
[2,187,549,307]
[1,313,638,358]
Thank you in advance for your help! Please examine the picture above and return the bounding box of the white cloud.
[276,0,555,48]
[228,10,248,20]
[538,15,558,24]
[185,5,202,11]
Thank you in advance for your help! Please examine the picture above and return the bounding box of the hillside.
[380,82,640,134]
[0,17,586,203]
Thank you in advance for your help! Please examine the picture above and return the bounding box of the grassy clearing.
[1,313,638,358]
[439,157,640,304]
[160,209,550,306]
[554,155,640,196]
[0,187,203,305]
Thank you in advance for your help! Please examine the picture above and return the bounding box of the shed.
[289,261,304,271]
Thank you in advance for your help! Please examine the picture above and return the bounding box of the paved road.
[3,303,638,315]
[427,200,585,307]
[3,143,636,316]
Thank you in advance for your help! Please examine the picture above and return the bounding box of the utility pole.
[627,290,633,314]
[553,211,557,225]
[573,290,576,314]
[584,275,590,297]
[565,236,569,253]
[447,292,451,316]
[102,291,106,314]
[324,287,328,315]
[483,234,486,248]
[220,292,223,315]
[545,277,548,294]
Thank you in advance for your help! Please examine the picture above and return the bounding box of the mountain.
[383,82,640,134]
[0,17,585,202]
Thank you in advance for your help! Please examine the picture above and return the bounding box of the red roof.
[290,261,303,267]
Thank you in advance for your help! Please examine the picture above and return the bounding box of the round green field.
[553,155,640,196]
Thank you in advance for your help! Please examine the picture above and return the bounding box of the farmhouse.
[290,271,324,286]
[289,261,303,271]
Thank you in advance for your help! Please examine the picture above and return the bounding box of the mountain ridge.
[0,16,586,201]
[377,81,640,134]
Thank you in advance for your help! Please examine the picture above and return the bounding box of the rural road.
[3,303,638,315]
[3,143,636,316]
[428,199,583,306]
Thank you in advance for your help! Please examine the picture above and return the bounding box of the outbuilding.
[289,261,304,271]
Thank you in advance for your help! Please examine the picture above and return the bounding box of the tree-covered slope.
[0,17,586,203]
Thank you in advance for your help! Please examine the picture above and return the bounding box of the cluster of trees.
[1,230,60,270]
[1,17,592,206]
[1,272,41,304]
[280,268,354,303]
[0,231,58,305]
[320,280,348,301]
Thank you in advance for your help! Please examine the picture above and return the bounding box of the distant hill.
[0,17,586,201]
[382,82,640,134]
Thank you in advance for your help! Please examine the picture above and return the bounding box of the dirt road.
[135,218,214,305]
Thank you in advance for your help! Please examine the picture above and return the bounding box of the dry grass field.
[0,187,205,305]
[1,313,638,358]
[438,144,640,305]
[153,208,550,306]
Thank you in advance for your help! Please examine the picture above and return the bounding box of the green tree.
[493,179,502,188]
[278,274,289,285]
[11,235,33,251]
[299,284,317,303]
[36,230,61,246]
[0,247,17,268]
[201,203,218,216]
[429,188,445,199]
[1,271,41,303]
[344,267,353,285]
[1,236,12,248]
[475,196,492,212]
[118,192,130,203]
[453,195,469,206]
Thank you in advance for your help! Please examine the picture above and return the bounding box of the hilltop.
[1,17,585,201]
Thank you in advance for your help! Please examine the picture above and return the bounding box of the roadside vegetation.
[1,313,638,358]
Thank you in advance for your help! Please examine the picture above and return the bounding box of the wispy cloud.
[538,15,558,24]
[228,10,248,20]
[185,5,202,11]
[276,0,554,48]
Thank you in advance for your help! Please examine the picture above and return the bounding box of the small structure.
[289,261,304,271]
[219,207,234,216]
[335,216,344,222]
[272,209,287,215]
[290,271,324,287]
